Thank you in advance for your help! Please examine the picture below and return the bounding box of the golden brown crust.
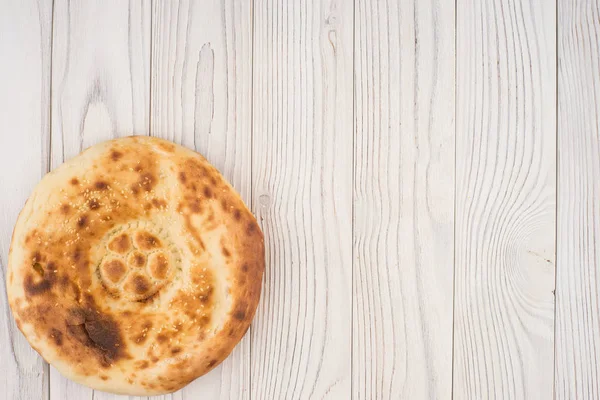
[6,136,264,395]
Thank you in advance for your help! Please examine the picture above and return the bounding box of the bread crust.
[6,136,264,395]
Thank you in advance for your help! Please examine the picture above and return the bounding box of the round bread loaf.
[6,136,264,395]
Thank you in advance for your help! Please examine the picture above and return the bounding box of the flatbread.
[6,136,264,395]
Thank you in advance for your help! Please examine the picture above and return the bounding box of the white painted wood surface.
[353,0,454,398]
[453,0,557,399]
[251,0,353,398]
[556,0,600,399]
[1,0,599,399]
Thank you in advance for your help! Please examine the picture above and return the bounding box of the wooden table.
[0,0,598,399]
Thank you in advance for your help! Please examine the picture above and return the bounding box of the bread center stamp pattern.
[97,221,181,301]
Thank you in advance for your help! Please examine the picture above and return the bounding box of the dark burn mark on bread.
[65,303,127,366]
[198,287,213,304]
[171,347,182,355]
[60,204,71,214]
[72,248,82,262]
[203,186,212,198]
[207,359,217,368]
[24,274,53,296]
[233,209,241,221]
[100,375,109,381]
[234,310,245,321]
[66,308,86,325]
[179,172,187,184]
[222,247,231,257]
[61,277,81,302]
[140,173,156,192]
[50,328,63,346]
[83,319,123,362]
[199,315,210,326]
[134,333,149,344]
[242,263,249,272]
[110,150,123,161]
[94,181,108,190]
[189,198,202,213]
[88,199,100,210]
[157,334,167,343]
[70,178,79,185]
[246,222,256,235]
[32,262,44,276]
[77,215,88,228]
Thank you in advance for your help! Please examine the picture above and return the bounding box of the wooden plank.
[353,0,455,398]
[150,0,253,398]
[555,0,600,398]
[251,0,353,398]
[453,0,556,398]
[49,0,150,399]
[0,1,53,399]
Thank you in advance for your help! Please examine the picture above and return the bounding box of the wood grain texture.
[353,0,455,398]
[555,0,600,398]
[0,1,53,399]
[150,0,253,398]
[251,0,353,398]
[49,0,150,399]
[454,0,556,399]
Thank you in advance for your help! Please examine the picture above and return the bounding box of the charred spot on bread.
[77,215,88,228]
[94,181,108,190]
[110,150,123,161]
[88,199,100,210]
[24,273,53,296]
